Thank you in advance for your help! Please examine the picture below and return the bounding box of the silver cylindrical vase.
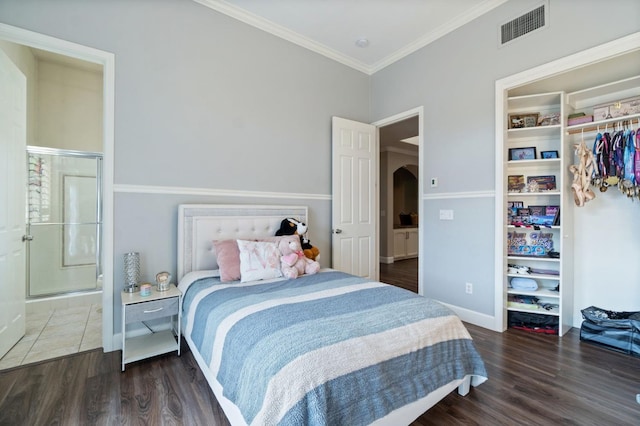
[123,252,140,293]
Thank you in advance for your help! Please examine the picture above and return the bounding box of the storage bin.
[508,311,559,334]
[580,306,640,357]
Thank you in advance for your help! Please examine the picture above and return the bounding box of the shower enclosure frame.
[25,145,103,298]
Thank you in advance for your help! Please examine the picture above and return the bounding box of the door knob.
[334,229,343,234]
[22,235,33,242]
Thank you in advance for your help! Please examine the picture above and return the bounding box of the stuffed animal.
[275,218,320,261]
[278,236,320,279]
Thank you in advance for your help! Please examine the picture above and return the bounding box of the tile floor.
[0,303,102,370]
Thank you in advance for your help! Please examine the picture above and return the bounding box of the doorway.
[375,109,422,294]
[0,23,115,366]
[0,45,104,368]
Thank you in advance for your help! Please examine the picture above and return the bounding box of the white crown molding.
[193,0,370,74]
[114,184,331,201]
[194,0,507,75]
[423,190,494,200]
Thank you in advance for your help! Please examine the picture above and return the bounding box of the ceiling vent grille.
[501,3,547,45]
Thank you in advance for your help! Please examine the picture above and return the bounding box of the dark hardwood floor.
[1,261,639,425]
[380,258,418,293]
[0,339,230,426]
[1,327,638,425]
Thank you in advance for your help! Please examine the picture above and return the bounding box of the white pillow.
[237,239,283,283]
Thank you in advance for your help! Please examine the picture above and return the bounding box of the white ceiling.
[195,0,508,74]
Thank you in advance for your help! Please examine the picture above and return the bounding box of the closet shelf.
[507,225,560,230]
[508,255,559,263]
[566,112,640,134]
[507,158,561,166]
[507,191,561,197]
[567,75,640,109]
[507,288,560,298]
[507,272,559,280]
[507,305,560,316]
[507,124,561,140]
[508,92,563,110]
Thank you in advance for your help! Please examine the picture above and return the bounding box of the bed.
[177,204,487,425]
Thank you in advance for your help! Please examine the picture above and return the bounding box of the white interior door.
[331,116,377,280]
[0,48,27,358]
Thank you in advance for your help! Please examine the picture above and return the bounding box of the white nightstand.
[121,284,181,371]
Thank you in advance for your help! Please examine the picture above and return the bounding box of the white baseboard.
[379,256,394,264]
[439,302,500,331]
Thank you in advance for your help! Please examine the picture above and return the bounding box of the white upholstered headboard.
[177,204,308,280]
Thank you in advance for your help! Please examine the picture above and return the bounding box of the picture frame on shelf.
[537,112,561,126]
[509,147,537,161]
[528,205,556,226]
[508,113,539,129]
[507,201,524,209]
[507,201,524,224]
[527,175,557,191]
[528,205,546,216]
[507,175,525,192]
[545,206,560,226]
[541,150,559,159]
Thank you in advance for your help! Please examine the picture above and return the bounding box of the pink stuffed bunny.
[278,236,320,279]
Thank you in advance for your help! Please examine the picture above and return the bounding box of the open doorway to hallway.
[378,114,419,293]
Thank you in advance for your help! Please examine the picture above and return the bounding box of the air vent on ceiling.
[500,3,547,45]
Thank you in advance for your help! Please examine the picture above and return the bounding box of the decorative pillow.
[237,239,283,283]
[213,239,241,282]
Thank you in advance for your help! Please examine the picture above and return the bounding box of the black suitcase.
[580,306,640,357]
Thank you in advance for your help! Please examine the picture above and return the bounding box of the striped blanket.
[181,270,487,425]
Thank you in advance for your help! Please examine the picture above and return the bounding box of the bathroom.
[0,40,104,368]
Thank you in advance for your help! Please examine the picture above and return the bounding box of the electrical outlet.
[465,282,473,294]
[430,177,438,187]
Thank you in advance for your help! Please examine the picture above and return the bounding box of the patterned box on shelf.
[592,96,640,121]
[567,115,593,126]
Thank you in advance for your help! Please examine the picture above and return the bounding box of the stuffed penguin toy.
[275,218,320,261]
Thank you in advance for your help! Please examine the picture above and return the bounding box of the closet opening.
[493,32,640,333]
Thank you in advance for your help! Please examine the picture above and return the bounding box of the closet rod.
[567,118,640,134]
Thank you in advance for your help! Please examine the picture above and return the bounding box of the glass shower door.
[27,147,102,297]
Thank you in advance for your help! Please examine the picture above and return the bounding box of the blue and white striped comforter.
[181,270,487,425]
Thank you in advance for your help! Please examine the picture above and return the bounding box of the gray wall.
[0,0,370,333]
[371,0,640,315]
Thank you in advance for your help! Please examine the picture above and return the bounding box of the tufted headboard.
[177,204,308,280]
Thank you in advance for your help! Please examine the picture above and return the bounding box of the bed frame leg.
[457,376,471,396]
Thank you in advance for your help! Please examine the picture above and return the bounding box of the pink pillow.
[213,239,241,282]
